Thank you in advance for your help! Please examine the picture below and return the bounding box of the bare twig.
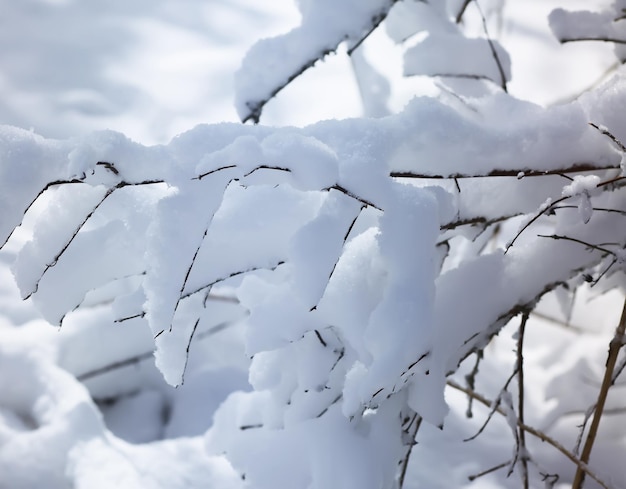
[572,295,626,488]
[455,0,473,23]
[551,205,626,217]
[505,196,569,253]
[464,350,483,418]
[516,312,530,489]
[316,394,342,418]
[195,165,237,180]
[180,318,200,386]
[589,122,626,152]
[398,412,422,488]
[467,460,511,481]
[314,329,327,347]
[537,234,617,256]
[326,184,382,211]
[243,165,291,178]
[464,368,518,442]
[474,0,508,92]
[447,380,611,489]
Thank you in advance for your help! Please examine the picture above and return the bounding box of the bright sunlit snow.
[1,1,625,489]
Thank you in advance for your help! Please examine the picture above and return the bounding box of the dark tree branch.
[390,162,619,180]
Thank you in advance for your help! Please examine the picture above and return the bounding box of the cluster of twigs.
[3,2,625,488]
[438,292,626,489]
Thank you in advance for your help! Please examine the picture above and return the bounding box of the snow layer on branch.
[404,34,511,86]
[0,126,68,246]
[144,175,235,339]
[234,0,394,122]
[389,93,618,177]
[550,8,626,43]
[290,190,363,308]
[207,390,405,489]
[579,71,626,145]
[385,0,454,43]
[341,184,440,419]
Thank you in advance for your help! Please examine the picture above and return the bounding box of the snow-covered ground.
[0,1,625,488]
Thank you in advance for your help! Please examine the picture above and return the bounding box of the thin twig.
[474,0,508,92]
[316,394,342,418]
[326,184,382,211]
[505,196,568,253]
[551,205,626,217]
[398,413,422,488]
[181,261,284,300]
[589,122,626,152]
[464,368,518,442]
[179,318,200,386]
[0,179,84,249]
[572,296,626,488]
[347,0,400,55]
[26,185,118,300]
[516,312,530,489]
[76,320,235,381]
[455,0,472,23]
[559,36,626,45]
[464,350,483,418]
[537,234,616,256]
[468,460,511,481]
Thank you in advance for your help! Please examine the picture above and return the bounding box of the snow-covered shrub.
[1,1,625,488]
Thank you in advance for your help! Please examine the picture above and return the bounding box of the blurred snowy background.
[0,1,624,488]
